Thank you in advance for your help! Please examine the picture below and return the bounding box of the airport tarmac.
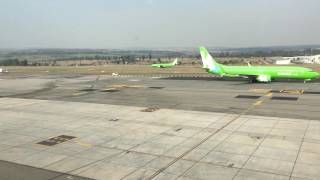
[2,74,320,120]
[0,74,319,180]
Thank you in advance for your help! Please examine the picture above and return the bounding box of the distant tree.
[0,58,20,66]
[128,55,136,63]
[20,59,28,66]
[148,52,152,60]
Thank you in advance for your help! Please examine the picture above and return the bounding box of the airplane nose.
[313,71,320,78]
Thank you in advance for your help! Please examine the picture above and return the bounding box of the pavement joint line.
[50,111,221,179]
[289,118,311,179]
[176,95,282,179]
[230,112,281,180]
[57,141,299,178]
[46,124,155,180]
[23,105,150,175]
[120,113,233,180]
[177,118,296,180]
[8,93,320,120]
[147,104,259,179]
[1,76,318,178]
[0,137,62,166]
[175,114,253,179]
[148,91,274,179]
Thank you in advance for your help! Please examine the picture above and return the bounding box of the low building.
[272,55,320,64]
[288,55,320,64]
[275,59,292,65]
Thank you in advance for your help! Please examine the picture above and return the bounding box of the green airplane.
[199,46,320,83]
[151,58,178,68]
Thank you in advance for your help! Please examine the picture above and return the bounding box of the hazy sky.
[0,0,319,49]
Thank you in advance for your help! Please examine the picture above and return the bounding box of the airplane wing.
[237,74,271,82]
[238,74,257,78]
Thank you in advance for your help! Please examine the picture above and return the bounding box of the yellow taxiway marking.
[254,100,263,106]
[266,92,273,97]
[128,85,145,88]
[280,89,304,94]
[253,92,273,106]
[74,139,92,148]
[110,84,129,88]
[72,92,88,96]
[103,88,117,91]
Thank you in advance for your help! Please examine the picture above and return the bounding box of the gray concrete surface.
[0,160,92,180]
[0,74,319,179]
[0,97,319,180]
[2,74,320,120]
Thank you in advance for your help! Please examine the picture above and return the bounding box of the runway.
[0,74,319,179]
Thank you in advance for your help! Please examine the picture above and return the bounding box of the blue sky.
[0,0,319,48]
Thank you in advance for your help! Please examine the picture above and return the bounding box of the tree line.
[1,48,319,66]
[0,59,28,66]
[210,48,320,58]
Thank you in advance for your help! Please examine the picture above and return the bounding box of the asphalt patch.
[149,87,165,89]
[271,96,298,101]
[79,88,97,92]
[37,135,76,146]
[141,107,159,112]
[235,95,261,99]
[100,89,120,92]
[303,91,320,95]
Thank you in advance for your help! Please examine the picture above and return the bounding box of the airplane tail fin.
[171,58,178,66]
[199,46,224,74]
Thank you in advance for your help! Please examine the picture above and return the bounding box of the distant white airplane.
[0,68,7,73]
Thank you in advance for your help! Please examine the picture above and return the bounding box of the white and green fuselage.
[200,47,320,82]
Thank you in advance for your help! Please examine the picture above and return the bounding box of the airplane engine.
[256,75,271,82]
